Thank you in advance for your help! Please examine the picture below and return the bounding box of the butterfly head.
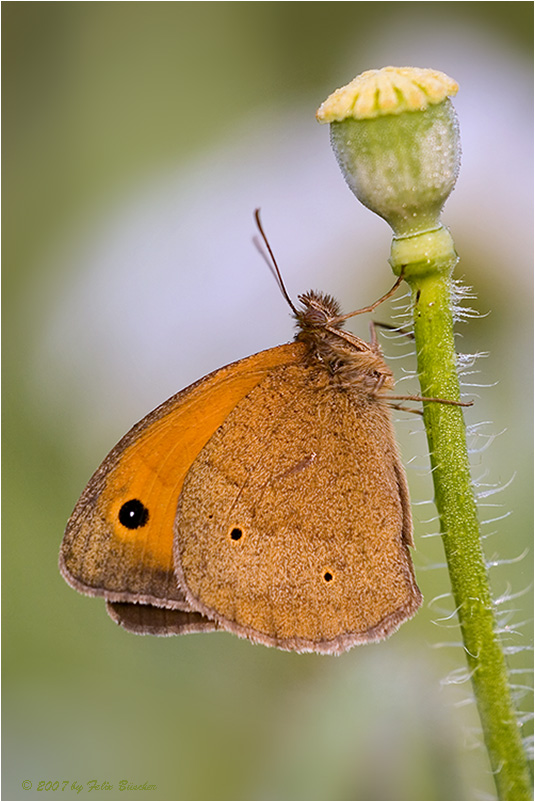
[295,291,344,331]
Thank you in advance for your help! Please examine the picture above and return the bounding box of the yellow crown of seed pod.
[316,66,459,122]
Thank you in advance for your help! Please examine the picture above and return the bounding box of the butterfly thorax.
[294,290,394,394]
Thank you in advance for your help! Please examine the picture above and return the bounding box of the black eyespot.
[230,527,243,541]
[119,499,149,529]
[323,571,333,582]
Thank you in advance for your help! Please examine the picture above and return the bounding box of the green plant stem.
[390,227,533,801]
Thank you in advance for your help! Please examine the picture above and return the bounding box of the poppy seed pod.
[317,67,460,238]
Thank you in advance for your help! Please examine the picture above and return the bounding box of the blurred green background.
[3,3,533,800]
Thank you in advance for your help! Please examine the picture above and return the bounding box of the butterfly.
[60,211,468,654]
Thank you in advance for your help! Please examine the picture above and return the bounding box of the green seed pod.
[317,67,460,237]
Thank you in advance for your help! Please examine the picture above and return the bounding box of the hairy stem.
[391,227,532,800]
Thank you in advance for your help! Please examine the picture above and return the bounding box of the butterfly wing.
[174,361,421,654]
[60,342,305,632]
[106,602,220,636]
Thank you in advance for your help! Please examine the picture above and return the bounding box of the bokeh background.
[3,3,533,800]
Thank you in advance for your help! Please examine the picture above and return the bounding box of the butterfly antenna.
[254,209,299,316]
